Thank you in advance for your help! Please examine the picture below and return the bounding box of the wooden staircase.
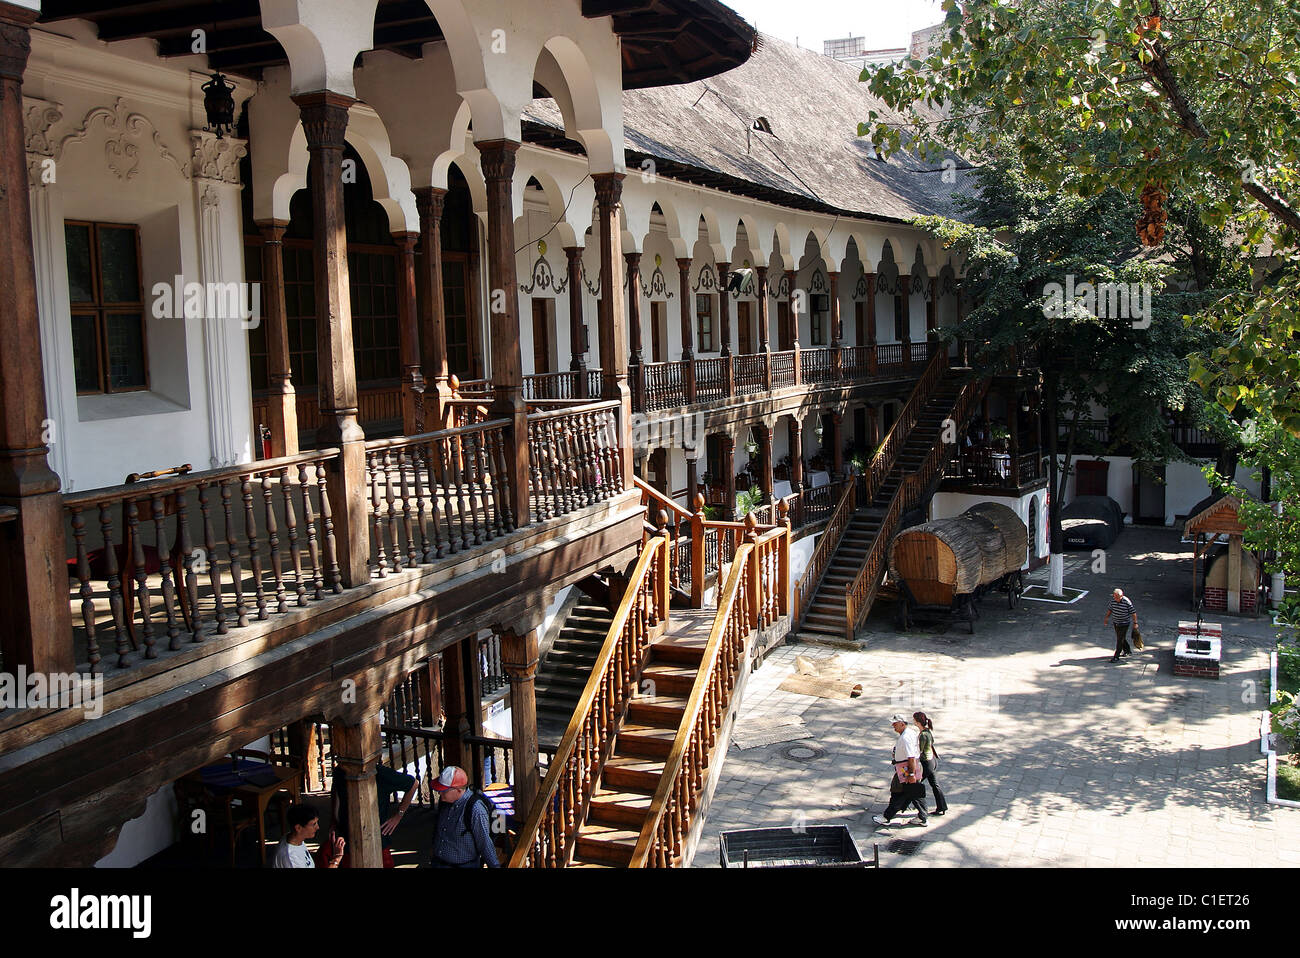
[535,598,616,743]
[572,611,712,866]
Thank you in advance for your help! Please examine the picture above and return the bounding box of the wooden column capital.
[292,91,354,149]
[0,6,37,81]
[593,170,625,210]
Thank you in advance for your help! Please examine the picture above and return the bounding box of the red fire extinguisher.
[259,423,272,460]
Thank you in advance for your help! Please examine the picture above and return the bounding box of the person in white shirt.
[872,714,929,826]
[271,804,344,868]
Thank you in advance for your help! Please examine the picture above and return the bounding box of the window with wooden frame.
[696,293,714,353]
[811,306,825,346]
[65,221,148,394]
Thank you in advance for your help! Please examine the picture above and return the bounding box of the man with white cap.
[429,765,500,868]
[872,714,928,827]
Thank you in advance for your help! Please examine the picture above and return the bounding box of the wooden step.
[576,823,640,865]
[639,663,699,696]
[602,756,666,791]
[588,787,655,827]
[627,693,689,725]
[651,633,708,664]
[566,856,618,868]
[616,723,678,759]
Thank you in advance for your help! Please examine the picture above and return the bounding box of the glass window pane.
[97,227,141,303]
[105,312,147,389]
[65,224,94,303]
[70,313,100,392]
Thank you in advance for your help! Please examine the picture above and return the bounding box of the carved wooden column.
[829,270,842,380]
[293,91,369,587]
[786,268,801,385]
[899,274,912,371]
[394,231,425,434]
[565,247,588,397]
[500,627,540,820]
[757,423,774,504]
[414,187,453,429]
[439,634,477,767]
[479,140,530,528]
[868,405,880,448]
[721,434,736,517]
[258,221,298,457]
[926,275,938,333]
[625,251,643,412]
[831,412,844,478]
[685,452,699,508]
[788,417,805,526]
[0,8,72,676]
[677,257,696,402]
[756,265,771,390]
[329,714,383,868]
[717,261,732,359]
[594,173,631,482]
[865,272,878,374]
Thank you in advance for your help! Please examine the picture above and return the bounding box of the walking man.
[872,714,928,827]
[1103,587,1138,663]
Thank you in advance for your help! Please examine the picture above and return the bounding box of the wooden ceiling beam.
[93,0,261,41]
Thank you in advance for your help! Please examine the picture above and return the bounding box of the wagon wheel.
[1007,572,1022,610]
[964,597,977,634]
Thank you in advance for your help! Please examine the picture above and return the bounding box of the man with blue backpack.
[429,765,500,868]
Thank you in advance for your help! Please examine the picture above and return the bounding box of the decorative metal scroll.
[520,254,567,295]
[692,262,718,293]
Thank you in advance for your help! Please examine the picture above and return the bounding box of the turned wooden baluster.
[70,507,100,672]
[221,481,249,627]
[316,466,342,593]
[482,430,505,539]
[96,504,129,666]
[464,432,488,541]
[410,444,433,561]
[197,483,227,634]
[261,474,288,614]
[451,435,473,549]
[279,467,306,607]
[384,450,404,573]
[240,479,268,619]
[367,453,386,576]
[175,489,201,642]
[419,442,446,559]
[298,464,325,599]
[432,438,458,554]
[151,491,182,650]
[397,449,418,567]
[125,498,156,658]
[527,423,547,521]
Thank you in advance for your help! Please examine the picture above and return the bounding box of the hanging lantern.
[202,71,237,139]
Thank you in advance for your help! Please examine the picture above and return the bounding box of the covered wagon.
[888,502,1028,632]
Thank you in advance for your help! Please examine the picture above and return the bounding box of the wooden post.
[744,515,760,624]
[414,187,453,428]
[865,272,877,375]
[479,141,531,528]
[626,252,643,368]
[285,720,320,791]
[293,91,370,587]
[565,247,589,396]
[717,262,732,358]
[1008,388,1021,486]
[1227,534,1242,614]
[677,258,696,402]
[899,275,912,371]
[787,269,801,386]
[829,270,842,375]
[690,494,706,608]
[440,637,470,767]
[258,221,299,456]
[789,418,804,527]
[757,423,774,504]
[416,657,440,727]
[329,713,383,868]
[500,628,541,819]
[0,7,72,675]
[831,413,844,479]
[685,453,699,511]
[594,173,631,483]
[394,231,425,435]
[756,266,770,353]
[722,434,737,517]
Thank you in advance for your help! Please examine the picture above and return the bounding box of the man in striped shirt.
[1103,588,1138,662]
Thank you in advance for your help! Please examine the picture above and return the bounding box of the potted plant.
[990,424,1011,452]
[736,485,764,517]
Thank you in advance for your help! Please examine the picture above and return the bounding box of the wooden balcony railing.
[844,373,990,638]
[630,522,789,866]
[509,533,670,867]
[793,478,856,628]
[794,478,850,529]
[638,361,688,412]
[944,447,1046,487]
[733,353,766,394]
[526,400,624,520]
[769,350,796,389]
[64,448,345,672]
[523,370,589,403]
[694,357,727,403]
[801,347,835,385]
[363,419,515,577]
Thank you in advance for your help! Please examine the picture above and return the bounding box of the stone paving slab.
[694,527,1297,869]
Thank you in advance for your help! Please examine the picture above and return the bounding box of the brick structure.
[1173,621,1222,679]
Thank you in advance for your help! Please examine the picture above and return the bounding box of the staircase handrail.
[632,476,693,524]
[844,374,991,638]
[863,347,948,503]
[508,533,671,867]
[629,524,788,866]
[792,477,857,628]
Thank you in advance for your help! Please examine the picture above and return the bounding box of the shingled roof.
[524,31,977,225]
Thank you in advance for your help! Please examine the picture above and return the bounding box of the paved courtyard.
[696,526,1297,868]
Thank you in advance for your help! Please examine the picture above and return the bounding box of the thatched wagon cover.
[889,502,1028,606]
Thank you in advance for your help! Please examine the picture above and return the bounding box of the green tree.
[860,0,1300,433]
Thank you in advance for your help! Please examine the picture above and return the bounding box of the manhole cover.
[887,839,924,856]
[780,743,826,762]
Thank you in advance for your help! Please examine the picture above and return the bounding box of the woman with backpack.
[913,711,947,816]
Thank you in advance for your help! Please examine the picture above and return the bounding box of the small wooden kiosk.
[1183,494,1261,615]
